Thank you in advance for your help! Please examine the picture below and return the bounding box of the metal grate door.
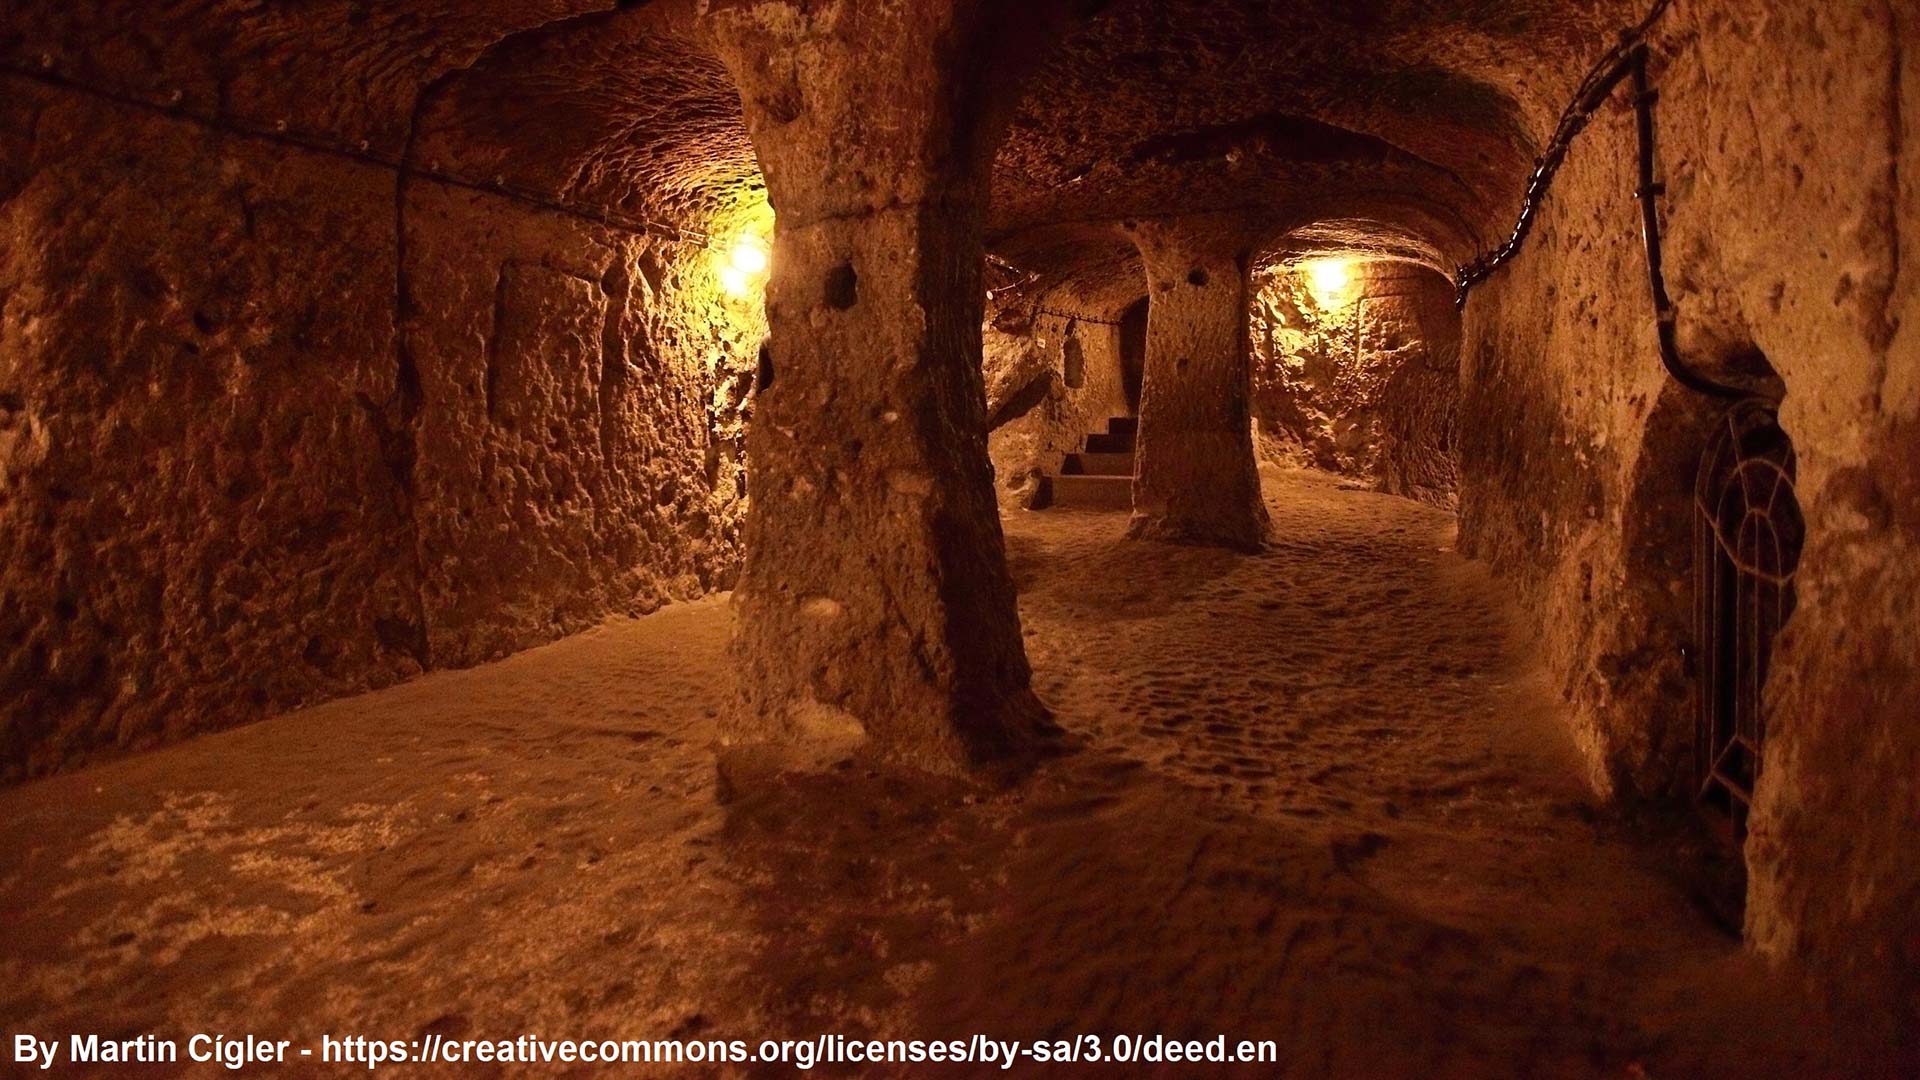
[1694,399,1803,837]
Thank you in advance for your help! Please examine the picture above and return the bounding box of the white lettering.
[15,1035,55,1070]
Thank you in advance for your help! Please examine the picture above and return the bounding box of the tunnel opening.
[1119,296,1148,414]
[1250,258,1461,506]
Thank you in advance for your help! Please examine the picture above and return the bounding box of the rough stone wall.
[1250,263,1460,505]
[1455,1,1918,1041]
[984,312,1131,509]
[0,76,758,781]
[405,185,757,668]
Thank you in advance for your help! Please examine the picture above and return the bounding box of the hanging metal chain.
[1453,0,1673,306]
[985,254,1125,326]
[1452,1,1749,399]
[1033,308,1124,327]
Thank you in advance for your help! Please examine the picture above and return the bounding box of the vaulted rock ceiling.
[4,0,1646,307]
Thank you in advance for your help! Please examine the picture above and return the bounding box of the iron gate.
[1693,398,1803,836]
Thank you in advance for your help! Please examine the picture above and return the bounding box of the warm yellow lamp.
[1303,257,1357,308]
[717,234,770,299]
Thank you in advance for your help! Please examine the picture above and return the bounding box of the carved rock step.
[1061,451,1135,476]
[1038,474,1133,510]
[1034,416,1139,510]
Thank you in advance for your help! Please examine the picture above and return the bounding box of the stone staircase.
[1035,416,1136,510]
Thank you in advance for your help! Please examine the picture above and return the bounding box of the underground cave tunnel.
[0,0,1916,1076]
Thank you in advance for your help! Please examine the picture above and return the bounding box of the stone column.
[701,0,1051,774]
[1125,221,1270,551]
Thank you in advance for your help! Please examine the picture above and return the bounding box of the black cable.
[1628,47,1746,399]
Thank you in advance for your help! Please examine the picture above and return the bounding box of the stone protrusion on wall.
[1123,219,1269,551]
[700,0,1054,774]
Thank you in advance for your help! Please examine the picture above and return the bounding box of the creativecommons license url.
[16,1033,1282,1071]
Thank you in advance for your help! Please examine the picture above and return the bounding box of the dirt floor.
[0,468,1884,1077]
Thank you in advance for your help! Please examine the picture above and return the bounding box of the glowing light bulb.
[1303,258,1356,309]
[1307,259,1349,294]
[716,234,770,299]
[729,237,769,275]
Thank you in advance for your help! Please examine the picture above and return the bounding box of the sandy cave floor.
[0,467,1869,1078]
